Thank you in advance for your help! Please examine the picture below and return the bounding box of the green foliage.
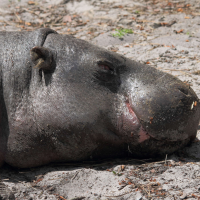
[186,31,193,37]
[112,171,122,176]
[8,0,21,2]
[112,28,133,38]
[135,10,140,14]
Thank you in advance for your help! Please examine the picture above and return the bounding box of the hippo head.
[28,31,200,164]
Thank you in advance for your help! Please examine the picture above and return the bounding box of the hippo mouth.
[124,99,196,143]
[116,99,198,158]
[124,100,152,143]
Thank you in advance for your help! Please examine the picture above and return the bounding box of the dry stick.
[143,185,151,198]
[105,191,131,198]
[132,31,147,38]
[71,171,79,181]
[14,12,23,23]
[159,68,190,71]
[128,145,132,154]
[23,8,38,15]
[0,20,18,27]
[140,159,175,166]
[147,185,152,198]
[165,154,168,165]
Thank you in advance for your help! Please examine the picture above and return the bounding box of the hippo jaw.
[125,98,199,141]
[115,96,200,157]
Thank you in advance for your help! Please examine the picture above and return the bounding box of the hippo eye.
[98,64,112,71]
[97,61,114,74]
[94,61,120,92]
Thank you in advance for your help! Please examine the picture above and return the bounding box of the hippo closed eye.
[0,28,199,168]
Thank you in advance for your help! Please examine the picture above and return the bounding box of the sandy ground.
[1,0,200,199]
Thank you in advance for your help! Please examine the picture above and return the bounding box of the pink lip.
[125,101,151,143]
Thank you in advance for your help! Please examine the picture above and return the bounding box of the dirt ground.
[1,0,200,199]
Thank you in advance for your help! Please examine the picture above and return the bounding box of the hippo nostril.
[178,87,189,96]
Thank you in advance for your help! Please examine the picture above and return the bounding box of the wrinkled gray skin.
[0,28,199,168]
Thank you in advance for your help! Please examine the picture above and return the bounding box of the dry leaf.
[160,22,168,26]
[59,196,67,200]
[177,29,184,33]
[25,22,31,26]
[177,8,183,12]
[63,15,72,23]
[36,178,43,183]
[28,1,36,5]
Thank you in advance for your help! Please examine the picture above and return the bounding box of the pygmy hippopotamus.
[0,28,199,168]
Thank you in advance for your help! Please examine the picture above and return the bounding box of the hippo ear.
[30,46,54,71]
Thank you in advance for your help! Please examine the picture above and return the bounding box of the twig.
[71,171,79,181]
[105,191,131,197]
[165,154,168,165]
[0,20,18,27]
[14,12,22,23]
[128,145,132,154]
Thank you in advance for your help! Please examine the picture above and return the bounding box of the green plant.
[112,171,122,176]
[186,31,193,37]
[112,28,133,38]
[135,10,140,14]
[8,0,21,2]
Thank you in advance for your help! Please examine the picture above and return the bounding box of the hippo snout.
[127,71,200,143]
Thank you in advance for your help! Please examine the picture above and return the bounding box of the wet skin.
[0,28,199,168]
